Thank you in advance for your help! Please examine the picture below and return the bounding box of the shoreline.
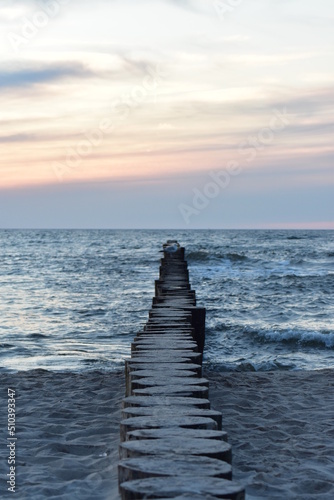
[0,368,333,499]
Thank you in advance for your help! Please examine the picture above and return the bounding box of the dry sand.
[0,370,125,500]
[208,369,334,500]
[1,368,334,499]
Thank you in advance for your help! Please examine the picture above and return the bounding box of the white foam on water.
[256,328,334,348]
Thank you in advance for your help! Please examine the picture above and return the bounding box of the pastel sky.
[0,0,333,228]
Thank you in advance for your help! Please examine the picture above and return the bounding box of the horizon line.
[0,227,333,231]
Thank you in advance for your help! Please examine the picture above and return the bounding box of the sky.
[0,0,333,228]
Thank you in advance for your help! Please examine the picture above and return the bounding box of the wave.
[226,253,247,262]
[186,250,248,262]
[186,250,210,261]
[204,359,296,372]
[27,333,48,339]
[74,308,107,317]
[254,329,334,348]
[207,323,234,334]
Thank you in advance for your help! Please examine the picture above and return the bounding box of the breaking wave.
[253,329,334,348]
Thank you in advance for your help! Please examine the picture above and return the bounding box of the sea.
[0,229,333,373]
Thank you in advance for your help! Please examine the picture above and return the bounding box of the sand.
[1,368,334,499]
[208,369,334,500]
[0,370,125,500]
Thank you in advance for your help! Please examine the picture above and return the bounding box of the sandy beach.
[209,369,334,500]
[0,370,125,500]
[1,369,334,499]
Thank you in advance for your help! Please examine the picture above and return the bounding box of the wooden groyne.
[118,241,245,499]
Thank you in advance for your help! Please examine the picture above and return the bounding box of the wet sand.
[1,369,334,499]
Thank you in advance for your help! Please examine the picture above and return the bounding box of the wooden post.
[118,241,245,499]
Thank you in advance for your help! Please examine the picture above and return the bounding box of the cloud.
[0,4,31,22]
[269,86,334,118]
[0,133,36,143]
[164,0,195,8]
[157,123,175,130]
[0,62,94,89]
[161,0,212,15]
[165,85,334,126]
[0,131,82,143]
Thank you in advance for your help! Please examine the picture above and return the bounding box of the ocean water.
[0,229,333,372]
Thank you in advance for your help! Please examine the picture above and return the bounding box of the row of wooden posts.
[118,241,245,499]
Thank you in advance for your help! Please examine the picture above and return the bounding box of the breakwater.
[118,241,245,499]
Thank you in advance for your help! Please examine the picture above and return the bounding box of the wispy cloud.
[163,0,200,11]
[0,133,36,143]
[0,62,94,89]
